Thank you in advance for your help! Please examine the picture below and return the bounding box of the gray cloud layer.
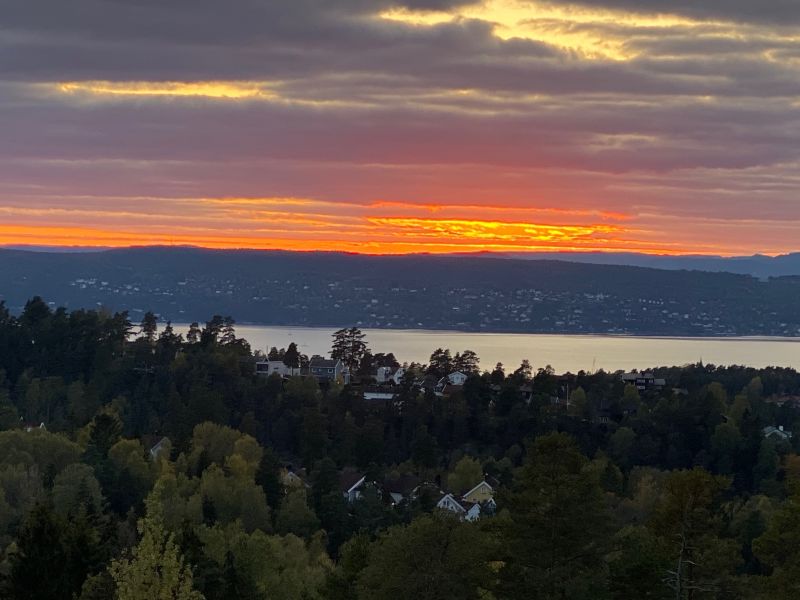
[544,0,800,25]
[1,0,799,252]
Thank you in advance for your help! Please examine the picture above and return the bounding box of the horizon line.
[1,243,796,260]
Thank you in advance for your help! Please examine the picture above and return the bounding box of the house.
[763,425,793,441]
[149,437,170,461]
[281,467,311,490]
[436,478,498,522]
[23,422,46,433]
[437,493,467,517]
[436,493,494,522]
[621,372,666,391]
[382,474,422,506]
[340,470,367,503]
[462,480,495,504]
[376,366,405,385]
[256,360,300,378]
[363,386,396,402]
[448,371,468,386]
[310,356,347,383]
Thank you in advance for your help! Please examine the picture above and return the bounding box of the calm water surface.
[227,326,800,373]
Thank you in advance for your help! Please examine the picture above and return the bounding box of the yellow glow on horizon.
[367,217,621,243]
[0,222,777,257]
[57,81,276,99]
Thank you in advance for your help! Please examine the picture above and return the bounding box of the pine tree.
[331,328,368,372]
[7,504,70,600]
[498,433,612,599]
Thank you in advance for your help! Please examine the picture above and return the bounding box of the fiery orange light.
[0,222,745,257]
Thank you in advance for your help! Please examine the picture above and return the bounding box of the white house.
[464,503,484,522]
[256,361,300,378]
[149,437,170,461]
[437,493,467,516]
[376,366,405,385]
[763,425,793,441]
[340,471,367,503]
[436,493,493,522]
[448,371,468,386]
[363,388,396,401]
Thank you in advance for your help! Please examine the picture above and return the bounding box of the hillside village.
[4,247,800,336]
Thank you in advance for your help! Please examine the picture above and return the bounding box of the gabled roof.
[437,493,467,513]
[763,425,793,439]
[462,479,494,499]
[340,470,367,493]
[383,474,422,496]
[311,358,340,368]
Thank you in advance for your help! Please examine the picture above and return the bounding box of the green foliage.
[356,514,494,600]
[447,456,484,495]
[51,463,104,518]
[276,489,321,540]
[608,526,672,599]
[0,429,82,473]
[197,522,332,600]
[651,468,740,598]
[498,432,612,599]
[110,515,204,600]
[1,302,800,598]
[322,533,371,600]
[6,502,113,600]
[752,492,800,596]
[331,327,368,372]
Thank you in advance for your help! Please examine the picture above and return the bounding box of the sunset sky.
[2,0,799,255]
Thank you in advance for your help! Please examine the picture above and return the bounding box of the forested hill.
[1,246,799,336]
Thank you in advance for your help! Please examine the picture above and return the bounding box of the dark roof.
[311,358,339,368]
[339,469,366,493]
[383,474,422,495]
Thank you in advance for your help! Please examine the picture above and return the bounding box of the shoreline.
[175,323,800,343]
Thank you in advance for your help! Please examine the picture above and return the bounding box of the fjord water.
[231,326,800,373]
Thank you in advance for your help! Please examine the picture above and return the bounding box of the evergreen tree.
[7,504,71,600]
[331,327,368,372]
[498,432,612,599]
[140,312,159,344]
[356,513,494,600]
[283,342,301,371]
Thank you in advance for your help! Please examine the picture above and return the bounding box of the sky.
[1,0,799,256]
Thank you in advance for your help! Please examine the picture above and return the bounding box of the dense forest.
[1,298,800,598]
[2,247,800,335]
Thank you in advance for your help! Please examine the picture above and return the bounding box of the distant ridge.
[3,245,799,278]
[1,244,110,253]
[485,251,800,279]
[0,246,799,336]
